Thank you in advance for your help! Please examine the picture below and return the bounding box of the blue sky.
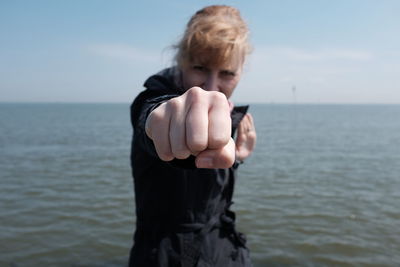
[1,0,399,103]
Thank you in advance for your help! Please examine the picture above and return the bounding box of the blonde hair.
[175,5,251,69]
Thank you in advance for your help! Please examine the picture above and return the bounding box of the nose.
[203,72,219,92]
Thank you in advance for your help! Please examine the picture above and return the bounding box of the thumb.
[195,138,235,169]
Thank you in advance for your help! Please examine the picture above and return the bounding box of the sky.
[1,0,399,104]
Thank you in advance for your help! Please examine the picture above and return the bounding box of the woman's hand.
[235,113,256,162]
[145,87,235,169]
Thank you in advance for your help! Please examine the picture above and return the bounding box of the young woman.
[129,5,256,266]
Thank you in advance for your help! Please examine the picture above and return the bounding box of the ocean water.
[0,103,399,266]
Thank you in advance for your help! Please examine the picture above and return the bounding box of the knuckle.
[188,86,204,95]
[170,138,191,159]
[187,87,205,102]
[149,107,162,120]
[209,135,230,149]
[171,143,187,157]
[173,149,191,159]
[167,97,183,111]
[155,146,173,161]
[187,139,207,153]
[210,91,227,103]
[159,153,173,161]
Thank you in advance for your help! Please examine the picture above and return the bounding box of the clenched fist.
[145,87,235,169]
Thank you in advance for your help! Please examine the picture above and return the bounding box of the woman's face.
[181,58,243,99]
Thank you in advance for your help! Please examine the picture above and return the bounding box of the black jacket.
[129,68,252,267]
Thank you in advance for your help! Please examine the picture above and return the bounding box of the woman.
[129,5,256,267]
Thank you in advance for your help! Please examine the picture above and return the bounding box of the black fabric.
[129,68,252,267]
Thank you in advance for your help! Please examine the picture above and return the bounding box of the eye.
[193,65,207,72]
[220,70,236,77]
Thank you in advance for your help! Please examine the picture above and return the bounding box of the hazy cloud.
[243,46,376,89]
[86,43,161,64]
[252,46,374,62]
[235,46,384,103]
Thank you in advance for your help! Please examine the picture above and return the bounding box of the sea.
[0,103,399,266]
